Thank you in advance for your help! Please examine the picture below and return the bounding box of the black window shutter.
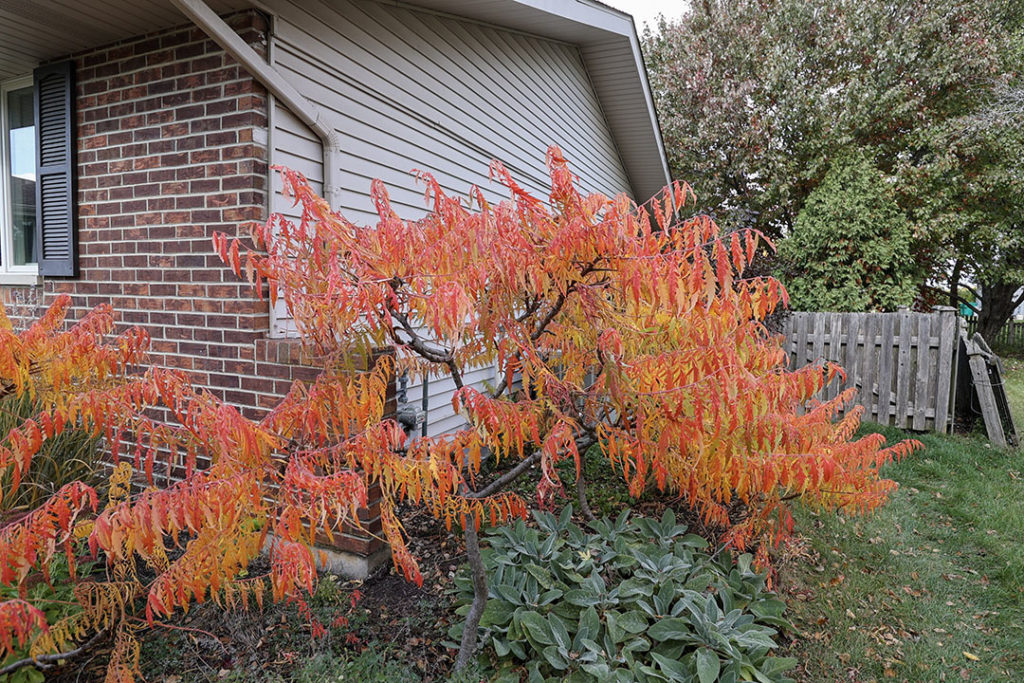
[33,60,77,277]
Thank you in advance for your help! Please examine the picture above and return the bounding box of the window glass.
[6,86,35,266]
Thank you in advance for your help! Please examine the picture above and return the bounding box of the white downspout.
[169,0,343,210]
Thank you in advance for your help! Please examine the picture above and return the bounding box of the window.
[0,61,77,283]
[0,76,39,284]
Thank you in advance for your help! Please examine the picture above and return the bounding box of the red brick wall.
[0,12,319,417]
[0,12,388,558]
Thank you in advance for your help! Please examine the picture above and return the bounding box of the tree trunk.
[576,470,596,522]
[977,280,1024,343]
[454,513,487,672]
[948,259,963,309]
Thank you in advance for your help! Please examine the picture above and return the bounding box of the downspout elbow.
[321,128,344,212]
[171,0,344,210]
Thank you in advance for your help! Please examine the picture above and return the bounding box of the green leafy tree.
[919,80,1024,339]
[643,0,1023,331]
[777,152,916,312]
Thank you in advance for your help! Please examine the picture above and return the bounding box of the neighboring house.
[0,0,669,568]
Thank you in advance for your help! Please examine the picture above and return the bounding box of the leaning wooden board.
[965,334,1019,448]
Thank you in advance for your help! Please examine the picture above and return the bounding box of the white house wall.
[264,0,632,435]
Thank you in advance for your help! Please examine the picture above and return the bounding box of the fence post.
[932,306,957,433]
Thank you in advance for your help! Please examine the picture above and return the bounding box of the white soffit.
[0,0,249,80]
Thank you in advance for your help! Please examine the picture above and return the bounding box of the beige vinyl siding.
[265,0,631,434]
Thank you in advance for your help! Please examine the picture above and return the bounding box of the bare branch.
[390,309,452,364]
[468,452,540,499]
[0,628,109,676]
[455,484,487,672]
[493,261,599,399]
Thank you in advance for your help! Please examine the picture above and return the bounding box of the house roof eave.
[0,0,671,201]
[395,0,672,201]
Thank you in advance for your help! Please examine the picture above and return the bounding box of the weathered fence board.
[913,314,930,430]
[934,312,957,430]
[877,314,895,424]
[783,307,959,432]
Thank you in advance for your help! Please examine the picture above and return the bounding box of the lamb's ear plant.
[450,507,797,682]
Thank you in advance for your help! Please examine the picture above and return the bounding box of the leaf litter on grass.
[778,423,1024,682]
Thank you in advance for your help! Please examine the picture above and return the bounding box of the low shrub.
[451,507,796,682]
[0,394,101,683]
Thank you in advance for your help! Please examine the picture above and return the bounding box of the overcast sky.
[603,0,689,33]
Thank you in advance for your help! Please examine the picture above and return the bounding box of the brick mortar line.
[83,188,266,203]
[78,89,267,118]
[79,127,266,146]
[79,86,268,114]
[76,242,260,248]
[79,138,267,155]
[78,203,266,214]
[57,317,274,328]
[80,58,261,84]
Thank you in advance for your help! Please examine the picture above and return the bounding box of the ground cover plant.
[0,148,917,679]
[451,506,795,682]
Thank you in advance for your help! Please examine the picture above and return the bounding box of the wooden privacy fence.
[965,317,1024,351]
[782,307,959,433]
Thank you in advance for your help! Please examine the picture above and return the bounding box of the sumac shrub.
[0,147,919,678]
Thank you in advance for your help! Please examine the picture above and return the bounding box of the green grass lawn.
[780,412,1024,681]
[1002,353,1023,432]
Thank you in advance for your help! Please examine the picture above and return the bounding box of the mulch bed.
[49,508,463,682]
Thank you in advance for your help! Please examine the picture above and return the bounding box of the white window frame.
[0,75,42,286]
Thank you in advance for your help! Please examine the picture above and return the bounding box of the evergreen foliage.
[778,152,916,312]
